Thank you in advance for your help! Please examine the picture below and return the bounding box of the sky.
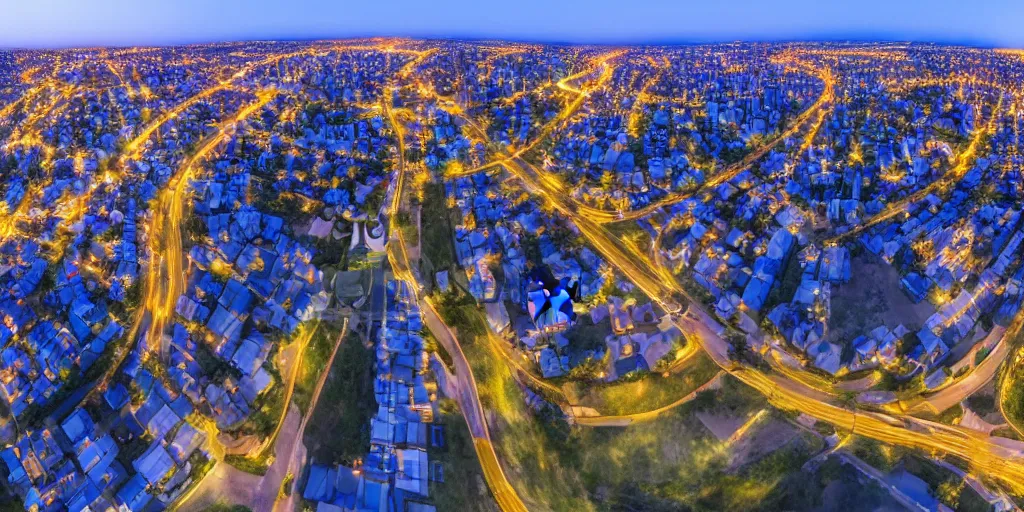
[2,0,1023,49]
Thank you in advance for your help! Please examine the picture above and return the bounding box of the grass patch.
[446,305,594,511]
[918,404,964,425]
[991,426,1023,441]
[579,382,822,511]
[848,436,908,473]
[965,393,996,416]
[305,331,377,464]
[1002,371,1024,434]
[232,376,285,439]
[420,181,456,271]
[201,501,253,512]
[783,455,903,511]
[224,452,272,476]
[422,329,454,371]
[571,353,720,416]
[293,320,344,414]
[433,290,487,340]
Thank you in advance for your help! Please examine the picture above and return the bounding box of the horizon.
[3,0,1024,50]
[0,35,1015,52]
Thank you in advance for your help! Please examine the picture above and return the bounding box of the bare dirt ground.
[726,418,805,471]
[827,253,934,345]
[696,410,751,441]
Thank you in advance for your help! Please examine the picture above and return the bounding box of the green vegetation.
[570,353,720,416]
[224,452,272,476]
[420,182,456,272]
[991,426,1023,441]
[422,329,453,371]
[848,436,907,472]
[965,393,997,416]
[998,327,1024,436]
[309,232,350,270]
[763,252,803,313]
[293,320,344,414]
[252,179,309,223]
[919,404,964,425]
[444,303,594,511]
[576,378,823,511]
[0,497,24,512]
[234,373,285,439]
[900,455,992,512]
[849,438,993,511]
[562,315,609,354]
[776,455,898,512]
[202,501,254,512]
[1001,374,1024,434]
[433,289,487,340]
[430,399,499,512]
[305,331,377,464]
[188,451,216,484]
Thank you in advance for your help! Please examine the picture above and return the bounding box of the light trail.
[458,49,1024,496]
[626,59,669,137]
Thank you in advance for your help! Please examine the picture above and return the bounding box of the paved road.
[902,326,1011,415]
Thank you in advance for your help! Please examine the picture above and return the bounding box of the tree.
[566,357,603,382]
[936,479,962,509]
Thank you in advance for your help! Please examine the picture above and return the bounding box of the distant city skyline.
[2,0,1024,49]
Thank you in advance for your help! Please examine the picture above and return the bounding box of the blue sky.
[1,0,1022,49]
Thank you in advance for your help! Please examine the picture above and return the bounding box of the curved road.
[384,84,528,512]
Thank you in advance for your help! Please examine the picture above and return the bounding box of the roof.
[132,441,175,484]
[61,409,95,444]
[115,473,151,512]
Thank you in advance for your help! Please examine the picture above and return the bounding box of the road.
[580,61,836,225]
[173,405,304,512]
[445,54,837,227]
[826,92,1003,245]
[998,319,1024,439]
[480,324,716,427]
[466,50,1024,495]
[507,156,685,313]
[174,319,347,512]
[448,49,624,178]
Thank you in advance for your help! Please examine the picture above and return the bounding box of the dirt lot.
[725,418,810,471]
[827,253,935,345]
